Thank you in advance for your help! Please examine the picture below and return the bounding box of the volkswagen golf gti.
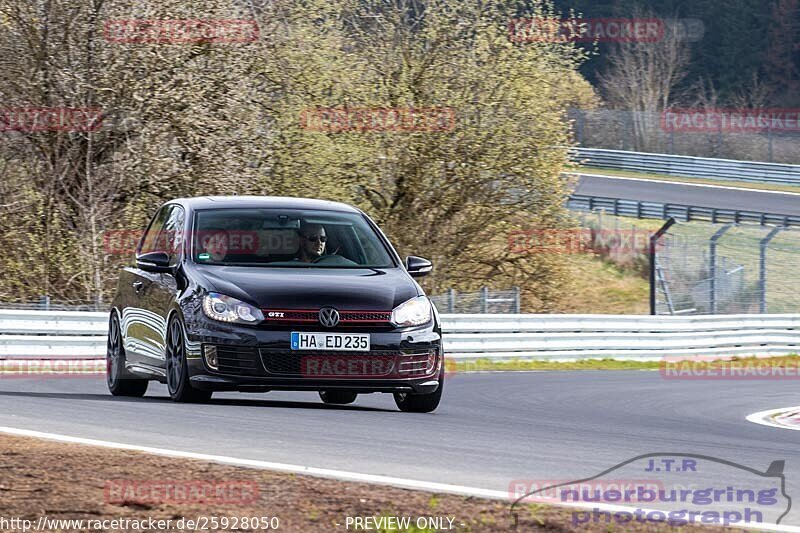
[107,196,444,412]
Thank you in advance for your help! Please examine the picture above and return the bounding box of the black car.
[107,196,444,412]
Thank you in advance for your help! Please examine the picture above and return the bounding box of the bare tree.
[598,12,690,152]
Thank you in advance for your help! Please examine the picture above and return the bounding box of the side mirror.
[137,251,172,273]
[405,256,433,278]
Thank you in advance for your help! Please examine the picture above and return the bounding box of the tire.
[319,390,358,405]
[394,371,443,413]
[107,313,148,397]
[166,316,212,403]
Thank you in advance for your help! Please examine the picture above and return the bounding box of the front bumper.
[183,320,443,394]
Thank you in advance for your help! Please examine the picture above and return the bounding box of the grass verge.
[448,354,800,373]
[0,433,724,532]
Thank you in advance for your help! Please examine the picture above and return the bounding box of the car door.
[122,205,172,366]
[147,205,186,372]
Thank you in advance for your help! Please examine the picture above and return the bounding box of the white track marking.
[0,426,797,531]
[574,172,800,197]
[746,407,800,431]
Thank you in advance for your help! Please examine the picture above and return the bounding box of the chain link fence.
[569,109,800,164]
[652,220,800,314]
[0,297,108,312]
[430,287,521,314]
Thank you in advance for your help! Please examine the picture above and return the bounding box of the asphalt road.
[574,174,800,217]
[2,371,800,525]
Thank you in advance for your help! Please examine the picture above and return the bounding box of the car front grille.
[260,309,393,329]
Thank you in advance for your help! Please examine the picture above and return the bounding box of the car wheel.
[166,316,212,403]
[394,371,443,413]
[107,313,148,397]
[319,390,358,405]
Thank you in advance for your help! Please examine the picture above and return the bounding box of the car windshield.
[191,208,395,268]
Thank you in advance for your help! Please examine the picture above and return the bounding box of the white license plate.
[290,332,370,351]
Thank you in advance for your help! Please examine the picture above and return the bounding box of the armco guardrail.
[441,314,800,360]
[571,148,800,186]
[0,310,798,361]
[567,193,800,227]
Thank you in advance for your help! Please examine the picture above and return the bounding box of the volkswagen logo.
[319,307,340,328]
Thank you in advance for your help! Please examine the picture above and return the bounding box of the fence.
[0,301,106,312]
[652,219,800,315]
[569,109,800,164]
[567,193,800,228]
[0,310,799,361]
[429,287,520,314]
[568,148,800,186]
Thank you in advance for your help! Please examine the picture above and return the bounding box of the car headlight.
[391,296,432,327]
[202,292,264,324]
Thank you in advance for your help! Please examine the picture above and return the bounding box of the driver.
[297,222,327,262]
[199,230,230,262]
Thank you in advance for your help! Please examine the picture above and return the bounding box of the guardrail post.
[709,224,733,314]
[513,286,521,314]
[768,126,774,162]
[650,218,676,315]
[448,288,456,313]
[480,287,488,313]
[759,226,784,313]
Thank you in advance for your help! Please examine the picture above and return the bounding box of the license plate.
[290,332,370,351]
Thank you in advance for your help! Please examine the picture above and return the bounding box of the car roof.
[168,196,362,213]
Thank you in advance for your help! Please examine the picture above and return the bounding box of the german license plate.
[290,332,370,351]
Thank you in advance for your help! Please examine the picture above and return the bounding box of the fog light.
[425,351,437,374]
[203,345,218,370]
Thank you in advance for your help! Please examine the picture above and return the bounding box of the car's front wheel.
[166,316,212,403]
[319,390,358,405]
[394,372,443,413]
[107,313,148,397]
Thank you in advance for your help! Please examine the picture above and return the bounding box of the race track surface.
[2,371,800,525]
[574,174,800,217]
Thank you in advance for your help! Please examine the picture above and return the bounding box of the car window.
[162,206,185,265]
[191,208,395,268]
[138,205,184,264]
[138,206,171,256]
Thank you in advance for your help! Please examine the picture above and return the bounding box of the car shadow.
[0,390,396,412]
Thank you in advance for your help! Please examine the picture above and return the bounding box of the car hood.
[193,265,421,310]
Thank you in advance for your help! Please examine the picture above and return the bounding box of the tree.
[597,10,690,151]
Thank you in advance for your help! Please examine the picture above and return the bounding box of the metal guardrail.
[441,314,800,360]
[567,194,800,227]
[0,310,798,361]
[571,148,800,186]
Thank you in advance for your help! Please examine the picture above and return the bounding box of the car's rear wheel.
[107,313,148,397]
[319,390,358,405]
[166,316,212,403]
[394,372,443,413]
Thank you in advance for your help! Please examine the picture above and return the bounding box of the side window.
[138,206,171,256]
[162,206,185,265]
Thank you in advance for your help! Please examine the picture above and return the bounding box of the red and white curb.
[746,407,800,431]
